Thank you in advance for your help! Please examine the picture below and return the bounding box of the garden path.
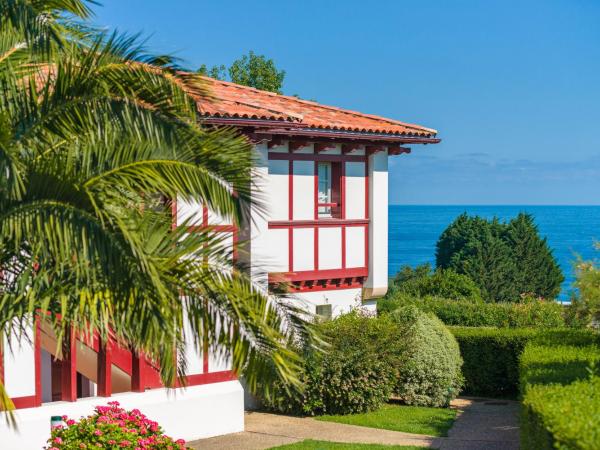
[189,397,520,450]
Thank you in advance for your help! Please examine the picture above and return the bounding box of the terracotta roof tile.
[195,76,437,137]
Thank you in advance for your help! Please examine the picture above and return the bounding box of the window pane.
[317,162,332,217]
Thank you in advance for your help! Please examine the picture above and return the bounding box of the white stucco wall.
[318,227,342,269]
[293,288,374,316]
[293,227,314,271]
[0,381,244,450]
[3,328,36,399]
[345,226,366,268]
[364,149,389,298]
[345,161,366,219]
[292,160,315,220]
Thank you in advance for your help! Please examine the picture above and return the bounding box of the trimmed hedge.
[520,343,600,393]
[450,327,537,397]
[520,341,600,450]
[522,377,600,450]
[379,295,566,328]
[450,327,599,398]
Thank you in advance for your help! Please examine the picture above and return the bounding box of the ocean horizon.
[388,205,600,300]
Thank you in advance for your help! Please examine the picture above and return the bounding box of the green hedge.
[450,327,537,397]
[522,377,600,450]
[450,328,599,398]
[520,343,600,393]
[379,295,566,328]
[520,341,600,450]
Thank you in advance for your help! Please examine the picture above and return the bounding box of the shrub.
[519,339,600,450]
[451,328,599,398]
[521,377,600,450]
[45,401,188,449]
[262,312,399,416]
[388,264,482,302]
[451,327,537,397]
[379,295,566,328]
[520,343,600,394]
[436,213,563,302]
[391,306,463,407]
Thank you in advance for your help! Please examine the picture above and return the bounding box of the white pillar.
[364,149,388,299]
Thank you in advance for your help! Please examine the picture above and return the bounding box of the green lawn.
[315,404,456,437]
[269,440,432,450]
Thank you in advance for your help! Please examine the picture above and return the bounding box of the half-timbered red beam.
[131,352,145,393]
[342,143,362,154]
[388,145,411,155]
[314,143,337,153]
[267,136,284,148]
[60,327,77,402]
[97,340,112,397]
[366,145,385,155]
[289,141,309,152]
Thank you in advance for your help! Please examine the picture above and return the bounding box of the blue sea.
[388,206,600,300]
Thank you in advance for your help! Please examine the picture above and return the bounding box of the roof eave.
[201,117,440,145]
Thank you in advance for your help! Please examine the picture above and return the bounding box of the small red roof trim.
[194,76,437,137]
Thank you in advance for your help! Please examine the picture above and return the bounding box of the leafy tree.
[435,213,563,302]
[198,50,285,93]
[388,263,482,302]
[505,213,564,299]
[567,246,600,328]
[0,0,312,416]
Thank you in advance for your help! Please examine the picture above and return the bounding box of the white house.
[0,77,439,448]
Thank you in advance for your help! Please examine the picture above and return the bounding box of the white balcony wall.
[318,227,342,269]
[292,228,314,271]
[292,160,315,220]
[345,162,366,219]
[345,226,366,268]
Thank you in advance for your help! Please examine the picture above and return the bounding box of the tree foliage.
[435,213,563,302]
[388,263,482,302]
[567,244,600,328]
[198,50,285,93]
[0,0,314,418]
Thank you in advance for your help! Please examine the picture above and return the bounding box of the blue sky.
[93,0,600,205]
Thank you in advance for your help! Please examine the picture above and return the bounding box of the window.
[316,304,332,320]
[317,162,341,218]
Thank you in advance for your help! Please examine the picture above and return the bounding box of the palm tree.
[0,0,314,416]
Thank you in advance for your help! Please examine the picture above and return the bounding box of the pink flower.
[119,440,131,447]
[108,440,116,445]
[66,419,76,426]
[61,415,68,421]
[93,429,102,436]
[53,437,63,444]
[79,444,86,449]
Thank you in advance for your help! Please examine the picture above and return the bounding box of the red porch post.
[97,339,112,397]
[60,327,77,402]
[131,351,145,392]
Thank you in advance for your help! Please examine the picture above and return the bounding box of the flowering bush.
[45,401,189,449]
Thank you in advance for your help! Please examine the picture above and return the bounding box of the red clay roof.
[195,76,437,138]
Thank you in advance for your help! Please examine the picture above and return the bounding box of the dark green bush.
[450,328,599,398]
[261,312,400,416]
[436,213,564,302]
[450,327,537,397]
[388,264,482,302]
[392,306,463,407]
[521,377,600,450]
[379,295,566,328]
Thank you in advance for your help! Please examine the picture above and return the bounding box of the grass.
[315,404,456,437]
[269,440,432,449]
